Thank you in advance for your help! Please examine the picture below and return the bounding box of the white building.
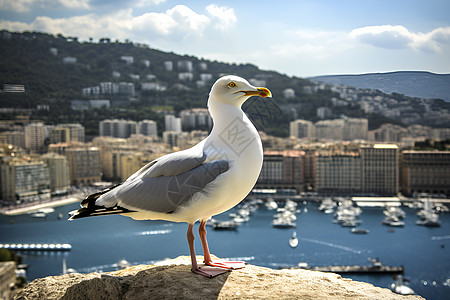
[165,115,182,133]
[290,119,315,139]
[138,120,158,137]
[180,108,212,130]
[99,119,137,138]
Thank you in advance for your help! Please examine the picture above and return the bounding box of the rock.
[14,256,423,300]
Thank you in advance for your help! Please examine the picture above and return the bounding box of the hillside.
[1,30,449,137]
[309,71,450,102]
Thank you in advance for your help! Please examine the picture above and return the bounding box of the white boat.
[384,206,405,219]
[265,198,278,210]
[272,217,296,228]
[416,198,441,227]
[391,275,415,295]
[117,259,131,270]
[350,228,369,234]
[319,198,336,213]
[212,220,239,230]
[289,232,299,248]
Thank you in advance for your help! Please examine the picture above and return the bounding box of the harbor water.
[1,199,449,299]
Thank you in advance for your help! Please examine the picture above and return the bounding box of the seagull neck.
[208,101,245,130]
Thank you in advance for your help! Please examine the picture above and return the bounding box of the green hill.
[3,30,444,137]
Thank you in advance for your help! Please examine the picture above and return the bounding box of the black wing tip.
[68,205,135,220]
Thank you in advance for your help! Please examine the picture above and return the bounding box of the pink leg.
[199,220,246,270]
[187,223,229,278]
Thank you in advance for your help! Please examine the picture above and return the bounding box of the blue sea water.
[1,200,449,299]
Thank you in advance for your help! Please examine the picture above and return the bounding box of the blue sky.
[1,0,449,77]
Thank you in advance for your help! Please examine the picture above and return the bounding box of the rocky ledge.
[14,256,423,300]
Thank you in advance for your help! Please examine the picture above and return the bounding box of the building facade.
[99,119,137,138]
[361,144,399,196]
[64,147,101,185]
[24,122,46,153]
[41,153,71,193]
[400,151,450,197]
[289,120,314,139]
[0,158,50,202]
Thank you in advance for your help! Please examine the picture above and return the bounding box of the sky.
[1,0,449,77]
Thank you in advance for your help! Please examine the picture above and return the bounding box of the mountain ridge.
[308,71,450,102]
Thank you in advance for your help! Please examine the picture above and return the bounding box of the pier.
[306,264,404,274]
[0,243,72,251]
[295,258,404,275]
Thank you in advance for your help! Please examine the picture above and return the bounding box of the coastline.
[0,197,81,216]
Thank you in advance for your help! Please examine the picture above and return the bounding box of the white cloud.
[135,0,167,7]
[0,0,34,12]
[206,4,237,30]
[0,0,90,12]
[58,0,90,9]
[0,4,237,44]
[350,25,450,53]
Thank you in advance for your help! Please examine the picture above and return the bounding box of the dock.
[295,258,404,275]
[0,243,72,251]
[306,264,404,274]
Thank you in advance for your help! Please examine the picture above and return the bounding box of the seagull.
[69,75,272,277]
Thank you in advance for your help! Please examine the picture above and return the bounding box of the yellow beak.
[243,87,272,98]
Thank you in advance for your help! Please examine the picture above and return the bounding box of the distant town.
[1,30,450,206]
[0,109,449,206]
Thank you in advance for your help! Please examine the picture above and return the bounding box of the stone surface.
[14,256,424,300]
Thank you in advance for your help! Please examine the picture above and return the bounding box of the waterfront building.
[24,122,46,153]
[400,151,450,197]
[64,147,101,185]
[0,157,50,202]
[257,150,304,192]
[40,153,71,193]
[361,144,399,196]
[316,152,361,194]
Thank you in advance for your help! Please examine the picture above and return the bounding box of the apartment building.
[24,122,46,153]
[64,147,101,185]
[180,108,212,130]
[316,152,361,194]
[257,150,304,192]
[401,151,450,197]
[0,158,50,202]
[290,120,315,139]
[361,144,399,196]
[99,119,137,138]
[41,153,71,193]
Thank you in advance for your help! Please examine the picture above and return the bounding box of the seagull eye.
[228,82,236,88]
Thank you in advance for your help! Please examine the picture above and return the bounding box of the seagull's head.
[209,75,272,107]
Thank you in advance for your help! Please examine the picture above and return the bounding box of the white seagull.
[70,75,272,277]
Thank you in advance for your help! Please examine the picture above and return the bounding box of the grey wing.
[102,160,229,213]
[125,146,206,182]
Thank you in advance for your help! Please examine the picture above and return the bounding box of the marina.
[0,195,449,299]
